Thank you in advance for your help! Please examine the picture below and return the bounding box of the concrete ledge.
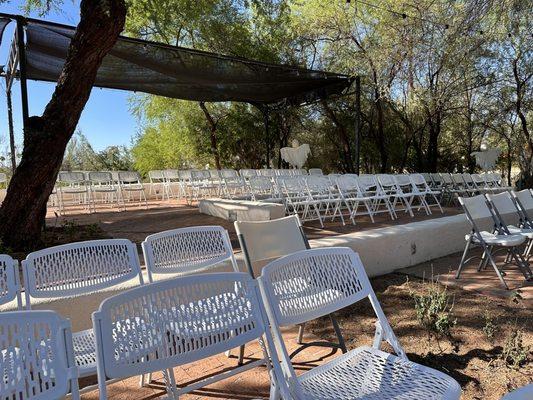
[199,198,285,221]
[309,214,471,277]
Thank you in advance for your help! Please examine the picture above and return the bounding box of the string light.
[346,0,450,30]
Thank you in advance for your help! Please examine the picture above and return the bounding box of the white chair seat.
[507,226,533,239]
[72,329,97,377]
[466,231,526,247]
[299,346,460,399]
[501,383,533,400]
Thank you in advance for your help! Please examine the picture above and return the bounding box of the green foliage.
[501,328,530,369]
[482,310,498,343]
[410,281,457,339]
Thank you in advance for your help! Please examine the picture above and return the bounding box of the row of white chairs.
[457,189,533,288]
[1,217,461,399]
[53,171,147,214]
[422,172,512,204]
[248,173,443,226]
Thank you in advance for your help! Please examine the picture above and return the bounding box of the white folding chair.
[0,310,80,400]
[306,175,345,225]
[487,192,533,260]
[93,273,284,399]
[249,176,280,202]
[0,254,22,309]
[457,195,532,288]
[501,384,533,400]
[278,176,323,226]
[235,215,347,359]
[57,171,90,214]
[410,173,443,214]
[221,169,245,198]
[258,247,461,400]
[511,189,533,228]
[336,175,379,224]
[395,174,431,215]
[118,171,147,208]
[148,170,167,199]
[239,168,258,183]
[439,173,462,205]
[88,171,121,212]
[377,174,415,217]
[22,239,144,380]
[357,174,396,220]
[142,225,238,282]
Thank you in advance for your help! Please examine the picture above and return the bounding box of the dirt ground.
[308,272,532,400]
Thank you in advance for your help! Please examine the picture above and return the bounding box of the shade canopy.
[1,15,353,108]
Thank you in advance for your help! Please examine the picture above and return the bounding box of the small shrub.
[62,220,79,238]
[482,310,498,343]
[501,328,530,369]
[410,281,457,339]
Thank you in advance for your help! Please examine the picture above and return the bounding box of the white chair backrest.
[93,272,267,380]
[249,176,274,192]
[163,169,179,180]
[142,226,237,281]
[208,169,220,179]
[22,239,143,305]
[487,192,520,227]
[336,175,359,191]
[471,173,487,185]
[440,173,454,184]
[177,170,192,180]
[191,169,209,181]
[409,173,427,186]
[279,176,305,193]
[394,174,413,188]
[258,247,373,328]
[239,169,257,178]
[357,174,378,191]
[462,173,475,184]
[451,173,465,185]
[306,175,330,192]
[308,168,323,176]
[220,169,238,179]
[148,170,165,180]
[88,171,113,184]
[377,174,396,189]
[118,171,141,184]
[58,171,85,184]
[0,254,21,308]
[514,189,533,216]
[0,310,79,400]
[430,173,442,183]
[459,195,494,232]
[234,215,307,273]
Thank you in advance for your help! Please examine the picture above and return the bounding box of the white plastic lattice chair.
[0,254,22,309]
[92,272,286,400]
[142,225,238,282]
[457,195,532,288]
[501,384,533,400]
[22,239,144,379]
[0,310,80,400]
[118,171,147,208]
[258,247,462,400]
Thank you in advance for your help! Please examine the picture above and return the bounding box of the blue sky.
[0,0,138,154]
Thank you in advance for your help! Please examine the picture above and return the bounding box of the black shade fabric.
[16,18,352,108]
[0,17,9,47]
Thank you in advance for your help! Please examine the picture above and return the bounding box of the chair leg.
[456,240,471,279]
[162,369,178,400]
[297,323,305,344]
[329,314,347,353]
[486,251,509,289]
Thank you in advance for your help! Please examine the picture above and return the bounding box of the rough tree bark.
[199,102,222,170]
[0,0,127,251]
[321,101,354,173]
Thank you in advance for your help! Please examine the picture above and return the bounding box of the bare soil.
[307,273,532,400]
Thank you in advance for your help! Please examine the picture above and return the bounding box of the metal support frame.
[263,108,270,168]
[354,75,361,175]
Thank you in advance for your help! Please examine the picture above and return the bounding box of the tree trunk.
[321,101,353,173]
[375,91,387,173]
[0,0,127,251]
[199,102,221,170]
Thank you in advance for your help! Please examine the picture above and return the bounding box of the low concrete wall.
[1,214,473,330]
[309,214,470,277]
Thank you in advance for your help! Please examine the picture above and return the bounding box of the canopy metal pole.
[5,89,16,171]
[16,17,29,131]
[264,108,270,168]
[354,76,361,175]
